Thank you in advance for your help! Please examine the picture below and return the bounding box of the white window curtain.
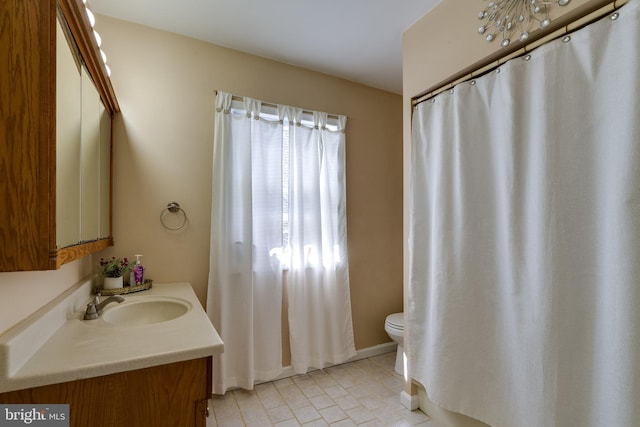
[286,109,356,373]
[409,2,640,426]
[207,92,355,394]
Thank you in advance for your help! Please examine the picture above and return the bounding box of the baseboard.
[401,390,420,411]
[262,341,397,383]
[350,341,397,362]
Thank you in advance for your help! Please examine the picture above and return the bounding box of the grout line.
[208,352,431,427]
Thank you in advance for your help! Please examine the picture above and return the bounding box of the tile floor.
[207,352,436,427]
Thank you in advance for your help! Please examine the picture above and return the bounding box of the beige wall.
[0,259,92,335]
[402,0,619,424]
[97,16,404,357]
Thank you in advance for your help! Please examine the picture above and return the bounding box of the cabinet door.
[0,358,212,427]
[57,13,112,250]
[56,18,82,248]
[80,66,101,242]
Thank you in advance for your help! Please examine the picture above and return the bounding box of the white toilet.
[385,312,405,375]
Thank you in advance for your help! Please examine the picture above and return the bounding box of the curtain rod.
[215,90,342,120]
[412,0,628,107]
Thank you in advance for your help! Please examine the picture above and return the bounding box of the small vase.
[103,276,124,290]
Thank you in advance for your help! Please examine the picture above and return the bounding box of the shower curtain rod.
[215,90,342,120]
[412,0,628,107]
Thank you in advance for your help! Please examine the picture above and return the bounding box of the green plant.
[98,257,129,277]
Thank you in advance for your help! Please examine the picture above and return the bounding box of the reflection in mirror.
[56,18,81,248]
[99,102,111,238]
[81,66,101,242]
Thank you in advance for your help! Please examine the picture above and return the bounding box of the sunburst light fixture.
[478,0,571,47]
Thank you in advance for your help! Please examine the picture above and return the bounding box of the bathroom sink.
[101,297,191,326]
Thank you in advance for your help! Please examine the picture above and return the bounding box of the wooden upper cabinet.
[0,0,120,271]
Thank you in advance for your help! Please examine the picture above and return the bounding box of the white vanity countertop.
[0,280,223,393]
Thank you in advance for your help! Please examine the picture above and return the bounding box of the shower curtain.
[409,2,640,426]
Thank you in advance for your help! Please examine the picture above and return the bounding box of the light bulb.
[85,8,96,27]
[93,30,102,47]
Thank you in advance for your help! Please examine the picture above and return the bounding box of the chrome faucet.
[83,294,125,320]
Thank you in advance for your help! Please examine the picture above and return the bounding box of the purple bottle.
[133,254,144,285]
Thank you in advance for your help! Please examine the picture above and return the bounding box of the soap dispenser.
[132,254,144,285]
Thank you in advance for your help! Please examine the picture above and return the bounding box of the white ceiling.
[89,0,440,94]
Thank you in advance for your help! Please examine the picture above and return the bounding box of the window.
[228,99,345,269]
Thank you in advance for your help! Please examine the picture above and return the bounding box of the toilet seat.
[385,313,404,330]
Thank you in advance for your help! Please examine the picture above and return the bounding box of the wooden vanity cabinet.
[0,0,119,271]
[0,357,212,427]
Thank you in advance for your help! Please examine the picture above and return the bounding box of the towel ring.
[160,201,188,230]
